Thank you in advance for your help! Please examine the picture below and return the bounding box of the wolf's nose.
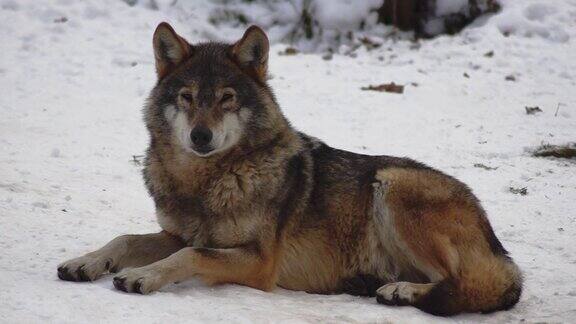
[190,126,213,147]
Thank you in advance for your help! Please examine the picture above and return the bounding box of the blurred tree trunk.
[377,0,428,32]
[377,0,500,37]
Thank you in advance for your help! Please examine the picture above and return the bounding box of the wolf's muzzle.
[190,126,213,147]
[190,126,214,154]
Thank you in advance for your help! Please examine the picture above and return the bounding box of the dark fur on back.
[304,140,509,260]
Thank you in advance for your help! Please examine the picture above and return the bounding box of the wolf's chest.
[146,150,281,246]
[156,207,203,244]
[155,200,264,248]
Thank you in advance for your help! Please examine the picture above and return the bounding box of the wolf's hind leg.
[57,231,184,282]
[373,168,522,315]
[376,282,436,306]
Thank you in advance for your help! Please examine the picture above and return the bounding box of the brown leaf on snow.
[279,47,299,56]
[484,50,494,57]
[361,82,404,94]
[359,37,382,50]
[509,187,528,196]
[525,106,542,115]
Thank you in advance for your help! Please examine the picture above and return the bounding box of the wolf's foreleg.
[57,231,184,282]
[112,243,276,294]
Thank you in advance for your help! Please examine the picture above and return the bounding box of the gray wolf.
[57,22,522,316]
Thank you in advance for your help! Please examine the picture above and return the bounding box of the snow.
[165,0,387,52]
[313,0,382,30]
[493,1,571,43]
[1,0,576,323]
[435,0,469,16]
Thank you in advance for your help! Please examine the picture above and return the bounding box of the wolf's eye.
[220,93,234,103]
[180,93,193,102]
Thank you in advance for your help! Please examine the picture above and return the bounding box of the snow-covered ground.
[1,0,575,323]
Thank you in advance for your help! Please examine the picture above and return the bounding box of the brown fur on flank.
[57,23,522,316]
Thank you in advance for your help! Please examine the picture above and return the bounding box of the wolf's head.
[145,23,287,158]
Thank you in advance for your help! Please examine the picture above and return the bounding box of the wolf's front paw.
[57,255,114,282]
[113,267,165,295]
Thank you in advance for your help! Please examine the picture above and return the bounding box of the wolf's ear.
[153,22,192,79]
[232,26,269,82]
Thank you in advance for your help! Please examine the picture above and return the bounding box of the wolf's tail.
[415,255,522,316]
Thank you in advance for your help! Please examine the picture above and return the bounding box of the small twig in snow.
[554,103,565,117]
[131,155,145,166]
[532,143,576,159]
[474,163,498,170]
